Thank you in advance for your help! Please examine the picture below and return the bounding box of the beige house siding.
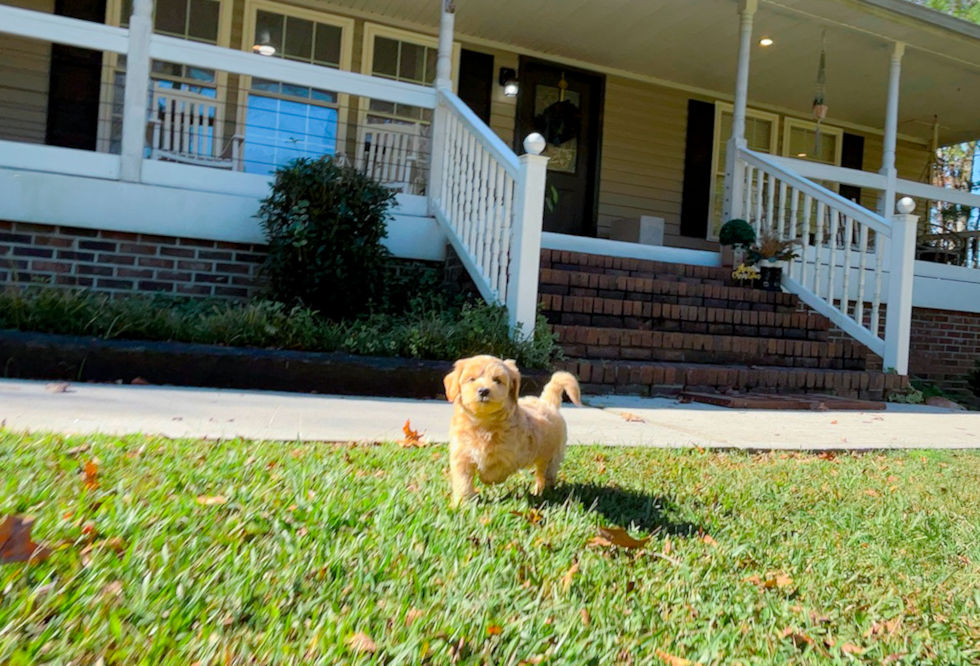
[0,0,54,144]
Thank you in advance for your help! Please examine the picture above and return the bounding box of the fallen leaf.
[864,489,880,497]
[830,420,838,425]
[663,538,672,556]
[620,411,645,423]
[841,643,866,655]
[0,515,52,564]
[887,475,900,483]
[655,649,702,666]
[131,377,150,385]
[398,419,426,447]
[882,653,906,664]
[509,509,544,526]
[770,573,794,589]
[45,382,71,393]
[486,625,502,636]
[405,608,424,627]
[347,631,376,654]
[701,534,719,547]
[101,580,124,597]
[196,495,227,506]
[589,526,649,549]
[83,460,99,490]
[65,443,90,456]
[561,561,580,592]
[579,608,590,627]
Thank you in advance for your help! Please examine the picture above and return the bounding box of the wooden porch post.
[507,134,549,338]
[723,0,757,223]
[120,0,152,183]
[884,197,918,375]
[428,0,455,215]
[879,41,905,219]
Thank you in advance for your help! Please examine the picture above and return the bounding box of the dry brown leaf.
[45,382,71,393]
[398,419,426,447]
[744,573,793,589]
[830,420,838,425]
[882,653,906,664]
[83,459,99,490]
[0,515,52,565]
[620,411,646,423]
[654,649,703,666]
[196,495,227,506]
[663,538,672,556]
[486,625,502,636]
[841,643,866,655]
[592,526,650,549]
[65,443,90,456]
[701,534,719,547]
[887,475,900,483]
[405,608,424,627]
[347,631,376,654]
[101,580,124,597]
[579,608,590,627]
[864,489,881,497]
[562,561,580,592]
[510,509,544,526]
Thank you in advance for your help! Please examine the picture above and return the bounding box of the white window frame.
[97,0,233,153]
[707,101,780,240]
[781,117,844,166]
[236,1,355,172]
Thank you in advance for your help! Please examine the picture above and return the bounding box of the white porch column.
[722,0,757,223]
[883,197,918,375]
[507,134,549,337]
[120,0,153,183]
[428,0,455,214]
[879,41,905,219]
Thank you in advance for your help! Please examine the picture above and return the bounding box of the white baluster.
[856,224,869,331]
[489,164,504,296]
[777,181,787,240]
[788,188,800,280]
[765,173,775,236]
[841,215,854,319]
[871,231,883,339]
[827,209,839,309]
[814,201,825,296]
[742,164,753,223]
[500,175,514,301]
[801,195,812,289]
[753,168,764,236]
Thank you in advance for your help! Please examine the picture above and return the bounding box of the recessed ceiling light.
[796,152,807,157]
[759,37,774,47]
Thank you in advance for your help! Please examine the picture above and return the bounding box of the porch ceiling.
[325,0,980,146]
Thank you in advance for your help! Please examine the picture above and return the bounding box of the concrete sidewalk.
[2,378,979,449]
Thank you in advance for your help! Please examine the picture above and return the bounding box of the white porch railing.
[734,147,918,373]
[429,89,548,336]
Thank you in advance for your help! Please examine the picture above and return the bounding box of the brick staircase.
[540,250,908,400]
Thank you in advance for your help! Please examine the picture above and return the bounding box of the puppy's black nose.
[478,387,491,398]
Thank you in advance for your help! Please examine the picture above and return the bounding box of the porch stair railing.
[428,89,549,337]
[733,146,917,373]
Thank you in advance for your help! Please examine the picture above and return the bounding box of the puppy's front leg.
[449,442,477,507]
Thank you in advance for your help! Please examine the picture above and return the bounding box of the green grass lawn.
[2,431,980,666]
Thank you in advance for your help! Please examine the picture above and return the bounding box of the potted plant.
[747,232,800,292]
[719,219,756,269]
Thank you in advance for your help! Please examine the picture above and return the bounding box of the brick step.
[554,358,907,401]
[541,249,733,285]
[541,293,830,339]
[539,268,799,313]
[554,326,867,370]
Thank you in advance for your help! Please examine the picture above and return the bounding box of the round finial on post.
[523,133,546,156]
[896,197,916,215]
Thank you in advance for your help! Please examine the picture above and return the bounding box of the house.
[2,0,980,399]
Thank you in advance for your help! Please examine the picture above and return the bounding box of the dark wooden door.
[516,58,604,236]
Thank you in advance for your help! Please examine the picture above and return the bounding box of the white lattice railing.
[734,147,918,371]
[429,89,548,336]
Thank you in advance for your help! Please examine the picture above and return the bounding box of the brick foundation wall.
[909,307,980,396]
[0,221,265,299]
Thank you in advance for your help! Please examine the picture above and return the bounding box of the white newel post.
[883,197,917,375]
[507,133,549,337]
[879,41,905,219]
[120,0,152,182]
[723,0,757,223]
[427,0,455,213]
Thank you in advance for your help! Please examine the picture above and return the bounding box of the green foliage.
[718,219,756,248]
[258,156,396,320]
[886,385,925,404]
[0,286,560,369]
[3,435,980,664]
[966,360,980,398]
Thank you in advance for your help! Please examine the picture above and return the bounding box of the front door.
[516,58,604,237]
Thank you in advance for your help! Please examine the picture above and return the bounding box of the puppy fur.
[443,355,582,506]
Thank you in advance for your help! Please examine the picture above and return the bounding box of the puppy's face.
[444,355,520,418]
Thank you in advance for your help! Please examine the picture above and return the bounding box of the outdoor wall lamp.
[499,68,519,97]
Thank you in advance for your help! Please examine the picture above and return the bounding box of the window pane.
[244,94,339,175]
[284,16,313,60]
[255,11,283,55]
[120,0,132,26]
[314,24,342,66]
[151,60,183,78]
[311,88,338,103]
[155,0,187,36]
[369,99,396,115]
[745,117,772,153]
[187,0,219,42]
[282,83,311,99]
[373,37,399,77]
[425,47,437,84]
[399,42,425,82]
[790,126,837,164]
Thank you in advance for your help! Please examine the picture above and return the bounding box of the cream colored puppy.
[443,355,582,506]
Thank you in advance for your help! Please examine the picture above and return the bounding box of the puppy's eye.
[493,377,503,384]
[466,377,476,383]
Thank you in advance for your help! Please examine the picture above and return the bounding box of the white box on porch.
[609,215,665,246]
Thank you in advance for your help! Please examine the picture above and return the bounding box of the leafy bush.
[719,219,756,248]
[967,361,980,398]
[0,287,561,369]
[258,156,395,320]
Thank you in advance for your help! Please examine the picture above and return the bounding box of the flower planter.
[759,264,783,292]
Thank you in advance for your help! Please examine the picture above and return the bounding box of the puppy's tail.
[539,371,583,410]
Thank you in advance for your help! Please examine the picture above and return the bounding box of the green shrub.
[719,219,756,247]
[258,156,395,320]
[967,361,980,398]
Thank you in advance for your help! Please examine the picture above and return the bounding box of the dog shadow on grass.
[539,483,705,536]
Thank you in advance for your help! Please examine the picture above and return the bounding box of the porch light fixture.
[252,30,276,56]
[759,37,774,47]
[499,68,519,97]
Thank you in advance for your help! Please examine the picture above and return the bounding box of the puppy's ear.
[503,359,521,404]
[444,360,464,402]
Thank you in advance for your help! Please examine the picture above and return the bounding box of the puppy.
[443,355,582,506]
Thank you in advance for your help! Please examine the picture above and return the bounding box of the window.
[708,103,780,238]
[119,0,221,43]
[239,3,353,175]
[782,118,843,166]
